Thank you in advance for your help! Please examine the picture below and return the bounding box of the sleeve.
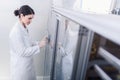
[10,32,40,57]
[32,41,39,46]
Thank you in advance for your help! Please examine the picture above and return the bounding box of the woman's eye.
[28,18,32,20]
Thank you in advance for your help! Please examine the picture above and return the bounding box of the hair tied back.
[14,9,19,16]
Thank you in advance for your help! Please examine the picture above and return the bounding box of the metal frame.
[71,25,83,80]
[77,27,94,80]
[50,19,60,80]
[71,25,94,80]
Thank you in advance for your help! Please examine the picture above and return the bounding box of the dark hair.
[14,5,35,17]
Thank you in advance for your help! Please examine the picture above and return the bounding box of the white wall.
[0,1,20,79]
[0,0,51,80]
[115,0,120,8]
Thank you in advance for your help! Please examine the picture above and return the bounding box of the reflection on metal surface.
[59,21,78,80]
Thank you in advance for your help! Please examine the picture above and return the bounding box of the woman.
[9,5,47,80]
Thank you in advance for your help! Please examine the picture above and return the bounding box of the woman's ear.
[20,14,24,18]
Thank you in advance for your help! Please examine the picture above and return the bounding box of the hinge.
[79,26,88,36]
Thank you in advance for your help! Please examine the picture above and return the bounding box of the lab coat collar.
[17,21,29,35]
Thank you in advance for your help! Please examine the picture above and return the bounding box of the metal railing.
[98,47,120,71]
[94,64,112,80]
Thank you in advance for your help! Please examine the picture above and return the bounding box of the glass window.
[54,18,80,80]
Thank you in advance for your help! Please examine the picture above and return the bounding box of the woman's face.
[20,14,34,26]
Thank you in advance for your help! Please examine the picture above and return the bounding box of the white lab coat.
[9,21,40,80]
